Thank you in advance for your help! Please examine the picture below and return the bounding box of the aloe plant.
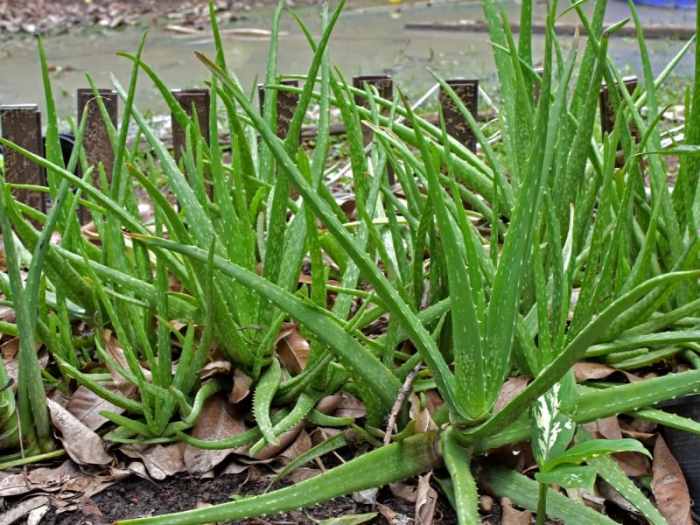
[0,0,699,523]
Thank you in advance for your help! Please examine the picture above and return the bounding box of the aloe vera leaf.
[0,187,53,451]
[177,427,262,450]
[441,429,479,525]
[543,439,650,471]
[177,409,288,450]
[132,236,400,411]
[576,370,700,421]
[483,466,617,525]
[586,330,700,358]
[110,33,147,204]
[461,271,700,443]
[577,429,667,525]
[36,37,64,195]
[612,347,680,370]
[0,351,19,450]
[478,369,700,452]
[402,96,483,420]
[482,20,575,411]
[633,408,700,435]
[249,390,321,456]
[271,429,350,486]
[197,53,459,420]
[253,358,283,445]
[116,432,440,525]
[593,453,666,525]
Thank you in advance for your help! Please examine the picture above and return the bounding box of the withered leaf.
[48,399,111,465]
[652,436,692,525]
[183,394,247,473]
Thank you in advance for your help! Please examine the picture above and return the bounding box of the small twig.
[383,364,421,445]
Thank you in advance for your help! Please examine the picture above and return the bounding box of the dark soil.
[39,473,459,524]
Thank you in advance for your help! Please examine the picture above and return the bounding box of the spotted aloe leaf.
[531,376,576,470]
[535,465,597,492]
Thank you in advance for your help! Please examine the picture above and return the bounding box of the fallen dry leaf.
[183,394,247,473]
[67,385,124,431]
[335,393,366,419]
[376,503,402,525]
[652,436,692,525]
[574,362,617,382]
[501,497,532,525]
[415,472,437,525]
[389,481,417,503]
[121,443,186,481]
[0,460,111,498]
[583,416,622,440]
[494,377,528,413]
[229,368,253,404]
[615,451,651,477]
[276,323,310,374]
[253,420,304,460]
[48,399,111,465]
[0,495,49,525]
[280,430,312,463]
[598,479,640,515]
[200,360,232,380]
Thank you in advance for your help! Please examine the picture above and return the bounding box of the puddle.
[0,0,695,121]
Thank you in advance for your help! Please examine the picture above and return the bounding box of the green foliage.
[0,0,699,524]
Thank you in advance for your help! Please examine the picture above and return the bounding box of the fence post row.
[352,75,393,146]
[77,88,118,224]
[0,104,46,215]
[171,89,211,162]
[258,79,300,140]
[439,79,479,154]
[1,77,487,216]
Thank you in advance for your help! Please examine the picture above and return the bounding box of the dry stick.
[383,363,422,445]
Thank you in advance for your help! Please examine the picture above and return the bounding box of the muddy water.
[0,0,696,120]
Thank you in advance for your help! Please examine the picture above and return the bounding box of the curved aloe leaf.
[131,236,400,412]
[116,432,440,525]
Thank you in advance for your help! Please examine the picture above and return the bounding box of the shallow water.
[0,0,696,120]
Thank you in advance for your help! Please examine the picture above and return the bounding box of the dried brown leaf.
[229,368,253,404]
[574,362,616,382]
[67,385,123,431]
[280,430,312,463]
[121,443,186,481]
[583,416,622,440]
[415,472,437,525]
[501,497,532,525]
[494,377,528,413]
[48,399,111,465]
[183,394,247,473]
[276,323,310,375]
[253,420,303,460]
[652,436,692,525]
[389,481,417,503]
[335,393,366,419]
[199,360,232,380]
[0,495,49,525]
[615,451,651,477]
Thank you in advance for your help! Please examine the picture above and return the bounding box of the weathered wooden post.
[0,104,46,214]
[77,88,118,223]
[258,79,300,139]
[600,76,638,167]
[171,88,211,161]
[439,79,479,153]
[352,74,393,146]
